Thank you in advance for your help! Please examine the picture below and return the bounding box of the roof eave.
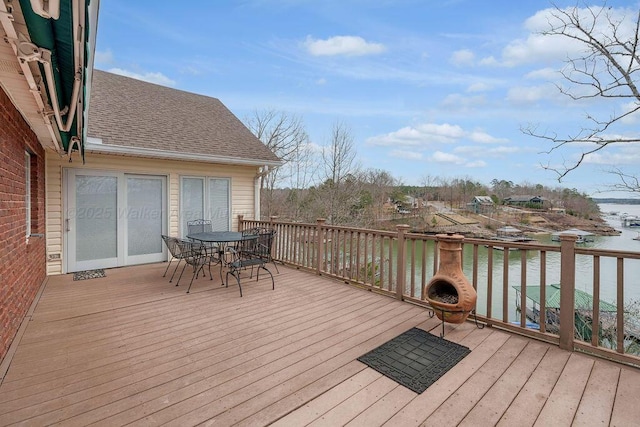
[85,138,282,167]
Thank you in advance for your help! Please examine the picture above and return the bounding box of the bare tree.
[322,120,358,186]
[362,169,397,225]
[607,167,640,192]
[284,140,318,190]
[523,4,640,188]
[320,120,360,224]
[244,109,309,217]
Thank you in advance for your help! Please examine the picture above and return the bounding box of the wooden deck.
[1,263,639,426]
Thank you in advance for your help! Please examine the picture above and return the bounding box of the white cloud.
[506,84,552,104]
[499,34,580,67]
[582,151,640,165]
[455,145,519,157]
[390,150,423,160]
[467,82,490,93]
[316,77,327,85]
[366,122,506,148]
[431,151,465,164]
[450,49,475,67]
[479,56,498,66]
[468,131,508,144]
[107,68,177,87]
[441,93,486,111]
[525,67,560,81]
[180,65,203,76]
[489,146,521,154]
[367,123,462,147]
[620,101,640,124]
[95,49,114,66]
[494,6,638,67]
[465,160,487,168]
[303,35,386,57]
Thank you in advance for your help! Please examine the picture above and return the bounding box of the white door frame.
[64,169,168,272]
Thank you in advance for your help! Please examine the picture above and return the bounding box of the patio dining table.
[186,231,258,269]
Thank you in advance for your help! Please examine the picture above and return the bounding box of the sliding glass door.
[65,170,167,272]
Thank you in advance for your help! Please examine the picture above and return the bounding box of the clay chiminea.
[425,234,477,324]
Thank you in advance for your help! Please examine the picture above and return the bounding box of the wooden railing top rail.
[575,247,640,259]
[246,217,640,261]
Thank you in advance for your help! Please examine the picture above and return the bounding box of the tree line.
[243,108,598,226]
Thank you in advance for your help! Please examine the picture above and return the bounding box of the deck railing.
[239,216,640,367]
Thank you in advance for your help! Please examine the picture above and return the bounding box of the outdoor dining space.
[1,262,639,426]
[162,220,278,296]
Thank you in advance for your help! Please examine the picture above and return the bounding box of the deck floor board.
[0,263,637,426]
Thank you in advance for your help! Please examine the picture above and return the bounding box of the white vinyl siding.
[45,152,258,274]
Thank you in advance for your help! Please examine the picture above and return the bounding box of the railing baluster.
[520,250,527,327]
[487,246,493,319]
[617,257,624,353]
[410,238,416,298]
[421,239,427,300]
[386,237,399,291]
[472,244,478,291]
[592,255,601,347]
[503,249,509,322]
[379,234,385,289]
[540,251,546,333]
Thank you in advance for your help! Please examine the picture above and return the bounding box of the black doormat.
[73,269,106,281]
[357,327,470,393]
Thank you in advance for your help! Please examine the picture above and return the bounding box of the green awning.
[513,284,618,312]
[19,0,94,154]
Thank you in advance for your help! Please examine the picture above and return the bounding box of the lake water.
[408,203,640,321]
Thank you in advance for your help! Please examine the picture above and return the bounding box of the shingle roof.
[504,195,547,202]
[87,70,280,164]
[473,196,494,204]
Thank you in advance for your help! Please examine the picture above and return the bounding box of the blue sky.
[94,0,640,197]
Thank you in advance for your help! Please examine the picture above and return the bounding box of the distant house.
[405,195,427,209]
[468,196,495,214]
[503,195,548,209]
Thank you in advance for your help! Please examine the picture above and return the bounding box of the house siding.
[45,152,259,275]
[0,87,47,362]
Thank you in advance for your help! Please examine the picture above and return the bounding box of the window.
[25,151,31,237]
[180,177,230,236]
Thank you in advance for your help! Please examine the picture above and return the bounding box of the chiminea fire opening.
[428,280,459,305]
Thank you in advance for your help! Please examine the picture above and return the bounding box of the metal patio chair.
[187,218,220,263]
[173,238,212,293]
[225,236,275,297]
[161,234,190,283]
[255,228,279,274]
[187,219,213,236]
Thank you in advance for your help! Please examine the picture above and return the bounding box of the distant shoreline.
[593,198,640,204]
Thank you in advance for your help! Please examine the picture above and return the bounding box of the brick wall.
[0,86,47,362]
